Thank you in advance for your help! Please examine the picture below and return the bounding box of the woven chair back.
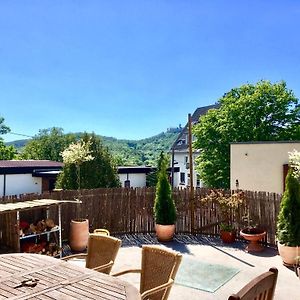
[140,245,182,300]
[93,228,110,236]
[85,234,122,274]
[228,267,278,300]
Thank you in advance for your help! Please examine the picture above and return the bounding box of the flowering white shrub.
[288,149,300,178]
[61,140,94,165]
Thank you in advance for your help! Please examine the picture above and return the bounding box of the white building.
[118,166,180,188]
[118,166,153,188]
[0,160,63,197]
[230,141,300,194]
[0,161,180,196]
[171,104,219,188]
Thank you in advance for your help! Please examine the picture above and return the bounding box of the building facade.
[171,104,219,188]
[0,160,63,197]
[230,141,300,194]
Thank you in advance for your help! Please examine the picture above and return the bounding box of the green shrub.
[277,169,300,246]
[220,223,235,232]
[153,153,176,225]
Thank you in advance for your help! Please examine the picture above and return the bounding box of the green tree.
[0,116,16,159]
[21,127,76,161]
[193,81,300,188]
[56,133,120,189]
[0,143,16,159]
[146,151,168,187]
[153,152,176,225]
[0,117,10,135]
[277,169,300,246]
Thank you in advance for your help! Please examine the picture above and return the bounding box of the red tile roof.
[0,160,63,168]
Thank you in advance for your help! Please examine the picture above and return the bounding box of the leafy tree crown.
[0,116,16,159]
[61,139,94,165]
[193,80,300,188]
[56,133,120,189]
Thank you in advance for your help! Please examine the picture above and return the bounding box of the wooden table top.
[0,253,141,300]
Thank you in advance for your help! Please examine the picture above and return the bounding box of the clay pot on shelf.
[69,219,89,252]
[240,227,266,252]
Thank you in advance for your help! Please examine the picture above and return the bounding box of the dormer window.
[176,139,186,146]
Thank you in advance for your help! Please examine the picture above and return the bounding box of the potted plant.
[240,211,266,252]
[154,153,176,242]
[219,223,236,244]
[201,190,245,244]
[277,150,300,266]
[294,256,300,278]
[61,139,94,252]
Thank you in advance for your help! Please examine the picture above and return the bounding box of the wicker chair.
[93,228,110,236]
[113,245,182,300]
[62,234,121,274]
[228,267,278,300]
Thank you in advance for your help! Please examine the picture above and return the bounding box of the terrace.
[0,187,299,299]
[110,234,299,299]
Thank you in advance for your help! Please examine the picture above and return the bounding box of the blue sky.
[1,1,300,142]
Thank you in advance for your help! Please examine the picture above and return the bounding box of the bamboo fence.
[0,187,282,246]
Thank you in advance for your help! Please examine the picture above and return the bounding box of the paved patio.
[110,234,298,300]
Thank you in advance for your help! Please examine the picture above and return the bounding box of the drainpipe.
[188,113,195,234]
[171,147,175,188]
[3,173,6,197]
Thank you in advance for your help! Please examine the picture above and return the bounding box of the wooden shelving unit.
[0,199,79,257]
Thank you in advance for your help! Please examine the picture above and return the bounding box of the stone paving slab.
[111,234,299,300]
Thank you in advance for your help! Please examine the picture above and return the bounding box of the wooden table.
[0,253,141,300]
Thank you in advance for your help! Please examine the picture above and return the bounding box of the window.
[180,172,185,184]
[185,156,188,164]
[176,139,186,146]
[196,174,201,187]
[124,180,130,188]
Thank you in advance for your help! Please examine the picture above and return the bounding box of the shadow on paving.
[61,233,278,266]
[115,233,278,267]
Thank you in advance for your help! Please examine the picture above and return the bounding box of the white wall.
[230,142,300,194]
[119,173,147,188]
[173,150,202,188]
[0,174,42,197]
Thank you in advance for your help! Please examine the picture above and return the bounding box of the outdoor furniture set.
[0,232,280,300]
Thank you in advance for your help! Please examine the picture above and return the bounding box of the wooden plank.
[0,199,80,214]
[76,280,126,299]
[0,254,140,300]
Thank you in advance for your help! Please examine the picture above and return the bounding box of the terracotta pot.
[155,224,175,242]
[278,242,300,266]
[297,267,300,278]
[240,228,266,252]
[69,219,89,252]
[220,230,236,243]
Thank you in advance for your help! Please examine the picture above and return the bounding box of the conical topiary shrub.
[277,151,300,265]
[277,169,300,246]
[153,153,176,241]
[154,171,176,225]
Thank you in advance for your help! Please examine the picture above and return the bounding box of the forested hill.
[101,130,179,165]
[6,129,180,166]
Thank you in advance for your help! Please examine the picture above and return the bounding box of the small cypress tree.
[153,153,176,225]
[277,169,300,246]
[146,151,166,187]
